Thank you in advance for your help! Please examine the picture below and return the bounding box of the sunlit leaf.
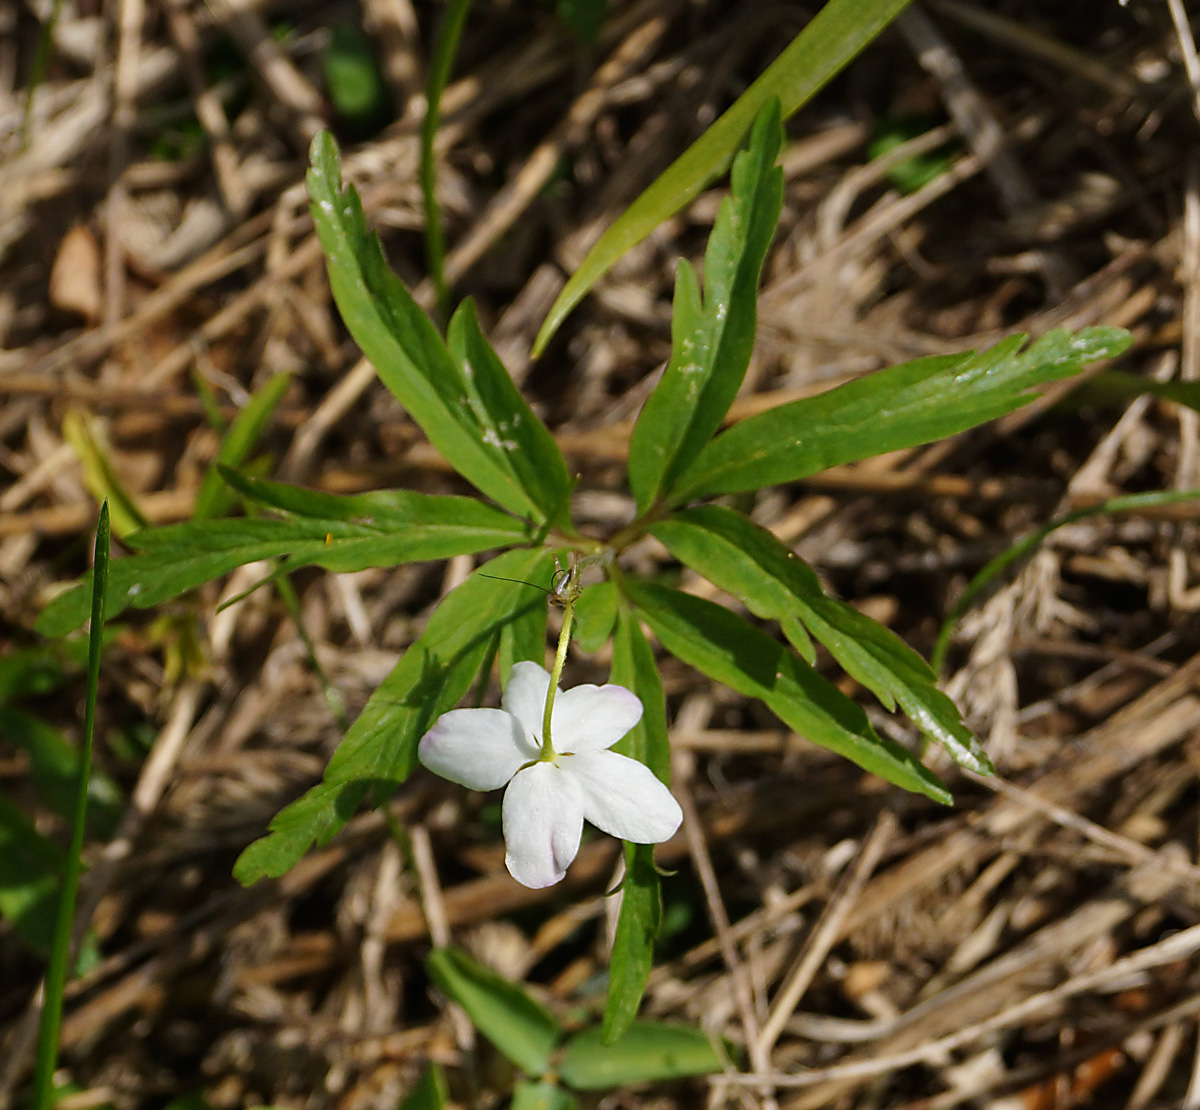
[623,581,951,804]
[652,506,990,773]
[559,1021,722,1090]
[534,0,915,353]
[673,327,1132,500]
[233,547,558,883]
[427,946,562,1077]
[629,101,783,512]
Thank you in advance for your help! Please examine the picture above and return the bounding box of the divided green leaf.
[309,132,568,521]
[673,327,1133,500]
[37,477,528,637]
[623,581,951,804]
[652,506,991,773]
[629,100,784,512]
[234,547,558,883]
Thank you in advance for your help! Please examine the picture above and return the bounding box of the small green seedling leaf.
[652,506,990,774]
[511,1081,579,1110]
[397,1063,449,1110]
[426,946,562,1078]
[558,1021,723,1090]
[234,547,559,883]
[629,100,784,513]
[323,21,392,136]
[673,327,1133,501]
[624,581,951,804]
[193,372,291,522]
[0,707,123,833]
[0,792,64,956]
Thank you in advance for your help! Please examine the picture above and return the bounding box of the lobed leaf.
[233,547,558,883]
[426,946,562,1077]
[673,327,1133,500]
[36,481,528,637]
[651,506,991,773]
[310,133,566,521]
[628,101,784,512]
[623,581,951,804]
[447,299,573,527]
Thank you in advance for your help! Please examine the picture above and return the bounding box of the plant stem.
[540,564,580,759]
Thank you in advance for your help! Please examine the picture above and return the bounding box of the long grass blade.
[31,501,110,1110]
[421,0,474,326]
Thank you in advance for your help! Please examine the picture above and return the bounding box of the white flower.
[418,661,682,888]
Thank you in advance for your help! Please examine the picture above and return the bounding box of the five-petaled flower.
[418,661,682,888]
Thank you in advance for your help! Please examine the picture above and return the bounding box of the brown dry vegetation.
[4,1,1200,1107]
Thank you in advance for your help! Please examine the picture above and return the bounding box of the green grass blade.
[421,0,474,324]
[32,501,110,1110]
[933,489,1200,675]
[532,0,914,355]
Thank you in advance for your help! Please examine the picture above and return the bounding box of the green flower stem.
[540,566,580,760]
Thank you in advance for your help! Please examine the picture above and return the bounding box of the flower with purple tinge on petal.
[418,661,681,888]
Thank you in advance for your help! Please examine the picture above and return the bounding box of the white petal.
[502,661,552,739]
[502,761,584,888]
[418,708,536,791]
[552,683,643,753]
[566,751,682,843]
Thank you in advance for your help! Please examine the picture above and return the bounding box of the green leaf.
[674,327,1132,500]
[233,547,558,883]
[651,506,991,774]
[397,1063,449,1110]
[511,1081,579,1110]
[623,581,951,804]
[0,707,123,834]
[558,1021,723,1090]
[497,574,549,685]
[555,0,605,43]
[193,372,291,522]
[572,580,618,653]
[447,299,573,525]
[61,411,146,539]
[0,647,64,703]
[534,0,916,354]
[308,132,543,519]
[36,481,528,636]
[629,101,784,512]
[602,608,667,1042]
[323,21,391,132]
[0,791,64,956]
[426,947,562,1077]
